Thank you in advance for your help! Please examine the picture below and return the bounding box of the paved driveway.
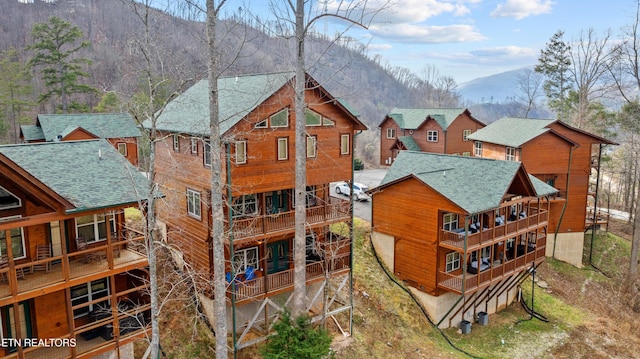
[330,168,388,222]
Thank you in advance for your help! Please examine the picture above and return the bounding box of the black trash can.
[477,311,488,326]
[460,320,472,334]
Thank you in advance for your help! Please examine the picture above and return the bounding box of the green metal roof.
[379,151,557,214]
[466,117,556,148]
[20,125,45,141]
[35,113,141,141]
[386,108,466,130]
[0,140,150,213]
[398,136,421,151]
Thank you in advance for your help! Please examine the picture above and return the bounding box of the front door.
[266,240,289,274]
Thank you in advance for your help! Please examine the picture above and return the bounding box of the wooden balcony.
[0,235,148,307]
[439,208,548,251]
[227,252,351,303]
[586,207,609,231]
[437,245,546,295]
[226,197,350,243]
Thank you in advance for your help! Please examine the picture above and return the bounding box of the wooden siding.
[34,291,69,339]
[443,113,485,154]
[155,81,358,280]
[372,177,463,295]
[379,117,401,166]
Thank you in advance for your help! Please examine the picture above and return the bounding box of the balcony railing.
[0,234,148,305]
[437,245,546,295]
[226,197,350,241]
[439,209,548,250]
[227,252,351,302]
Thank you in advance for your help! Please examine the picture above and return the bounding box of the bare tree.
[515,68,543,118]
[265,0,392,318]
[568,28,615,129]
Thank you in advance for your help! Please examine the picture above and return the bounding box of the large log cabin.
[370,151,558,328]
[146,72,366,350]
[467,117,618,267]
[0,140,151,358]
[378,108,485,165]
[20,113,141,167]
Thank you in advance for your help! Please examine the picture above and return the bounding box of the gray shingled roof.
[379,151,557,214]
[20,125,45,141]
[0,140,150,213]
[466,117,556,148]
[386,108,465,130]
[35,113,141,141]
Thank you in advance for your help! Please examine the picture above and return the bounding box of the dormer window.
[0,186,21,211]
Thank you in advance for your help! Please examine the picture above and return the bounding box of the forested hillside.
[0,0,463,164]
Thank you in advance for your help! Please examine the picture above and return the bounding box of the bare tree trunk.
[627,178,640,293]
[292,0,307,317]
[206,1,228,357]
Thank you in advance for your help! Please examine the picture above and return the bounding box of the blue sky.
[333,0,633,84]
[219,0,632,84]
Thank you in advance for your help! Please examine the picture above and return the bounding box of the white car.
[335,182,371,201]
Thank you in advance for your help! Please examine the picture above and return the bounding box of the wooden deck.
[227,252,351,303]
[0,238,147,306]
[226,198,350,244]
[437,246,545,295]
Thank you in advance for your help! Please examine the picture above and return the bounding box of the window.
[117,143,127,156]
[427,130,438,142]
[0,186,21,210]
[203,140,211,167]
[506,147,516,161]
[71,279,110,318]
[446,252,461,272]
[0,218,26,259]
[474,141,483,157]
[386,128,396,139]
[173,134,180,152]
[235,140,247,164]
[232,247,258,273]
[463,129,472,141]
[340,134,350,155]
[481,246,491,260]
[546,178,555,187]
[187,189,201,219]
[305,109,322,126]
[270,109,289,128]
[255,119,267,129]
[443,213,458,231]
[323,118,335,126]
[76,214,115,244]
[277,138,288,160]
[232,194,257,217]
[191,137,198,154]
[306,136,317,158]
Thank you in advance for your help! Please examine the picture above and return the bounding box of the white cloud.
[324,0,474,24]
[367,43,393,51]
[369,23,486,44]
[490,0,554,20]
[470,46,536,59]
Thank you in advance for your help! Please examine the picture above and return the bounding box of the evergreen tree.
[0,48,34,143]
[28,16,97,113]
[260,309,333,359]
[535,30,574,121]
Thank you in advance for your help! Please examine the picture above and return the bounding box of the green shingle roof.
[466,117,556,148]
[0,140,150,213]
[379,151,557,214]
[20,125,45,141]
[34,113,141,141]
[398,136,421,151]
[386,108,466,130]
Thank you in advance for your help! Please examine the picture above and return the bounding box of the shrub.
[260,309,333,359]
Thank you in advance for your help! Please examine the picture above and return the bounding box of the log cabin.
[145,71,366,350]
[370,151,558,328]
[378,108,485,165]
[467,117,617,267]
[0,139,151,358]
[20,113,141,167]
